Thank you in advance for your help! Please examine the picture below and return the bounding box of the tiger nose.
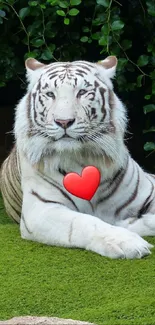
[54,118,75,129]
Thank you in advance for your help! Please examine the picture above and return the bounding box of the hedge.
[0,0,155,167]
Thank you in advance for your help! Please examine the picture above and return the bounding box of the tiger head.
[15,56,127,164]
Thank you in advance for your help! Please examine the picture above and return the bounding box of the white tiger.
[1,56,155,259]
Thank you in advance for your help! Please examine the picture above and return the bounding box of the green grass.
[0,195,155,325]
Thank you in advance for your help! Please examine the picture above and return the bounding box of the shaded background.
[0,0,155,171]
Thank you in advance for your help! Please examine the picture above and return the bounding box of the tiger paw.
[86,226,153,259]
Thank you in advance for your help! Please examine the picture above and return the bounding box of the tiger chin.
[0,55,155,260]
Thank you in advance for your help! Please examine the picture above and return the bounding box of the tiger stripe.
[31,190,65,206]
[115,165,140,216]
[0,146,22,223]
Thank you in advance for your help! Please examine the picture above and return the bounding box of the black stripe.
[31,190,65,205]
[115,165,140,216]
[42,82,48,90]
[58,168,67,176]
[109,90,114,110]
[75,61,95,69]
[27,93,33,133]
[108,90,116,132]
[6,198,20,222]
[137,179,154,218]
[84,80,93,87]
[75,72,85,77]
[99,87,106,119]
[45,65,66,74]
[49,74,59,80]
[94,80,99,89]
[9,150,22,200]
[5,155,22,207]
[38,95,45,109]
[22,213,32,234]
[48,69,66,76]
[54,79,57,88]
[91,107,96,116]
[39,174,79,211]
[96,157,129,205]
[75,64,91,72]
[89,200,94,213]
[76,69,87,75]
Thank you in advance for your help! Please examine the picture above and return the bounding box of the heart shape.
[63,166,101,200]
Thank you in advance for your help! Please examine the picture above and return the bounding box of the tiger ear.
[97,56,118,79]
[25,58,45,71]
[25,58,45,90]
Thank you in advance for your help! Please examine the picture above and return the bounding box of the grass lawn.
[0,195,155,325]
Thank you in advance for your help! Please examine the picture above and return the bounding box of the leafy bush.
[0,0,155,164]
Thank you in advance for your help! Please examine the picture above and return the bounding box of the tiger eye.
[46,91,55,99]
[77,89,87,97]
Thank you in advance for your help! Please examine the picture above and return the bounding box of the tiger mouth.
[62,134,71,138]
[58,134,84,142]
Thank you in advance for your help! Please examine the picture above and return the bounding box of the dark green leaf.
[144,142,155,151]
[0,10,6,18]
[40,4,46,9]
[49,44,56,52]
[96,0,109,7]
[121,39,132,50]
[101,24,109,35]
[117,58,128,71]
[147,43,153,52]
[70,0,81,5]
[127,83,138,91]
[56,9,66,16]
[145,95,151,100]
[92,17,104,26]
[19,7,30,20]
[143,127,155,134]
[64,17,70,25]
[24,52,37,59]
[99,35,107,46]
[137,75,144,87]
[28,1,38,6]
[146,1,155,16]
[137,55,149,67]
[152,81,155,95]
[0,81,6,87]
[150,71,155,79]
[68,8,79,16]
[40,49,53,60]
[143,104,155,114]
[31,38,44,47]
[47,0,58,4]
[58,1,69,8]
[82,26,89,32]
[91,32,101,40]
[111,20,124,31]
[80,36,88,42]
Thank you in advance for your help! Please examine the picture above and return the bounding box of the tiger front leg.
[117,213,155,236]
[20,190,152,259]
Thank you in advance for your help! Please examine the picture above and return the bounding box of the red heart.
[63,166,101,201]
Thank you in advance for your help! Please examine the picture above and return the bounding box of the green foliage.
[0,0,155,162]
[144,142,155,151]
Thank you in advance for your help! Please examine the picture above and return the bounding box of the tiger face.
[15,56,126,163]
